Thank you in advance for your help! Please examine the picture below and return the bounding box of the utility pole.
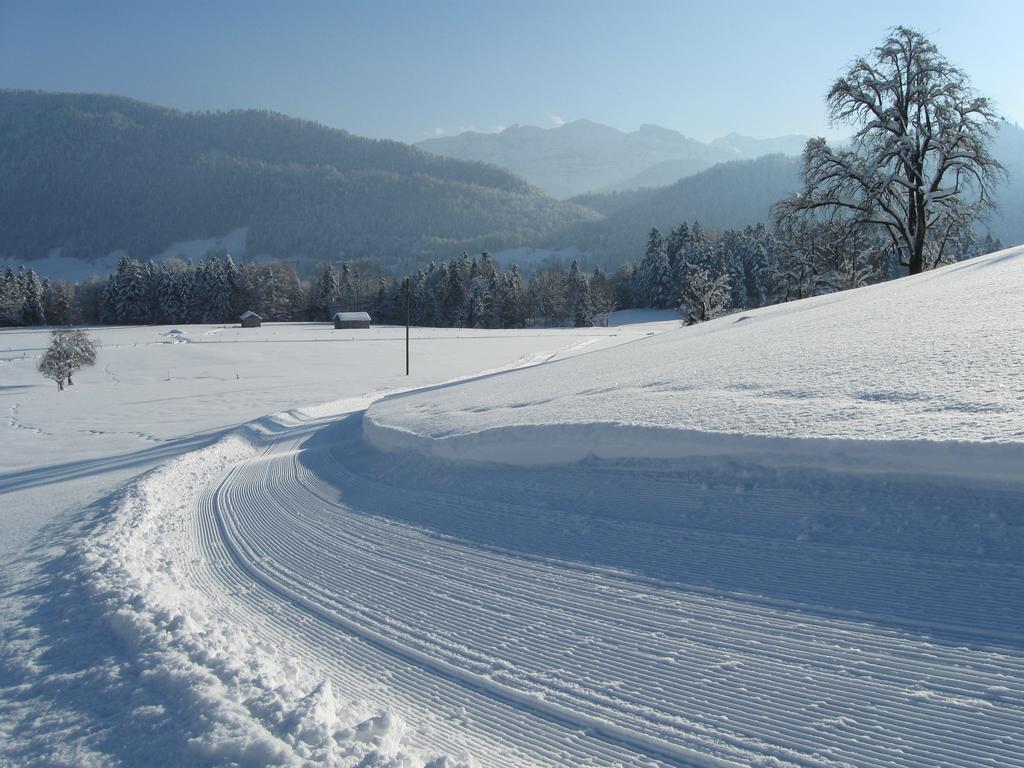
[403,276,411,376]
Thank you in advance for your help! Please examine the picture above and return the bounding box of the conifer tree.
[638,227,664,307]
[0,268,23,325]
[314,261,339,320]
[567,259,596,327]
[20,268,46,325]
[338,263,356,311]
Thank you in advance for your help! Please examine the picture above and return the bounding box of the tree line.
[2,212,1000,332]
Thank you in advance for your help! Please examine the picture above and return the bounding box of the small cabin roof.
[333,311,371,321]
[240,310,261,319]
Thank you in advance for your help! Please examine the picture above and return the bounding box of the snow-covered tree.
[20,268,46,325]
[0,268,22,325]
[38,329,97,390]
[99,275,118,324]
[665,224,689,274]
[773,219,830,301]
[638,227,668,307]
[612,263,638,310]
[337,262,357,311]
[200,254,237,322]
[444,252,471,326]
[590,266,618,321]
[679,263,731,325]
[313,261,339,320]
[43,279,76,326]
[777,27,1005,274]
[466,274,489,329]
[498,264,526,328]
[526,268,567,325]
[567,259,596,327]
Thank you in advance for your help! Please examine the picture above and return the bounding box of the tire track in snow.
[187,432,677,767]
[213,458,750,768]
[203,413,1024,768]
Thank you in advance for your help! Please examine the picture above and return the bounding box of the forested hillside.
[558,155,802,262]
[0,91,597,270]
[565,122,1024,265]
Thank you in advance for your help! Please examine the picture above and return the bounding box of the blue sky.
[1,0,1020,143]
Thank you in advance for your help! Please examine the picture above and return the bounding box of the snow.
[3,248,1024,767]
[606,307,681,326]
[367,247,1024,461]
[0,321,658,766]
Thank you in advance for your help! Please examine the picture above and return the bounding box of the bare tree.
[777,27,1005,274]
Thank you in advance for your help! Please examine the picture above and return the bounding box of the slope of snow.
[3,251,1022,767]
[366,247,1024,467]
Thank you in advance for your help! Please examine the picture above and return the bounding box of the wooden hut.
[333,311,371,329]
[239,311,262,328]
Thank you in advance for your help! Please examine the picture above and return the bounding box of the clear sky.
[1,0,1020,144]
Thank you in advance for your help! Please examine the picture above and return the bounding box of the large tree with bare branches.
[777,27,1004,274]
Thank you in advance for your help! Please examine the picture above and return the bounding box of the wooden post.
[404,277,411,376]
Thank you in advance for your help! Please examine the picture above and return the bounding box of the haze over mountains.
[558,154,802,261]
[416,120,811,198]
[1,90,1021,280]
[0,90,597,274]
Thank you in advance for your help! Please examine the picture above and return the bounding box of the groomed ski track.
[149,394,1024,767]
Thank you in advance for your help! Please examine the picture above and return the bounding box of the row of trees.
[2,266,83,327]
[98,253,307,325]
[636,217,999,324]
[644,26,1008,323]
[313,251,610,329]
[2,250,608,329]
[1,212,1002,332]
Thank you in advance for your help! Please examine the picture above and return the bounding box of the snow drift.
[366,246,1024,480]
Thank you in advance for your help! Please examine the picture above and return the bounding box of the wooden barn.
[334,311,371,329]
[239,310,262,328]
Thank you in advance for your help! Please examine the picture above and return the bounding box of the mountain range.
[416,120,811,198]
[0,91,1020,280]
[0,90,597,273]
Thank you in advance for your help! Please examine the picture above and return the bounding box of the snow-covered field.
[0,318,670,765]
[2,249,1023,767]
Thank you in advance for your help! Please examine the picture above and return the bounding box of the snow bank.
[365,246,1024,479]
[77,407,440,767]
[364,418,1024,482]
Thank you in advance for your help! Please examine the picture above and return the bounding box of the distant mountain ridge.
[555,154,803,263]
[416,119,811,198]
[555,120,1024,266]
[0,90,598,272]
[1,92,1019,283]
